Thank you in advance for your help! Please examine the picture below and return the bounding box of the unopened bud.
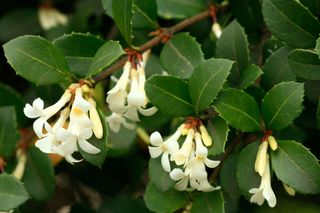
[181,127,189,136]
[283,182,295,196]
[88,98,103,139]
[199,125,212,147]
[12,149,27,180]
[81,84,91,94]
[212,22,222,38]
[255,141,268,176]
[268,136,278,151]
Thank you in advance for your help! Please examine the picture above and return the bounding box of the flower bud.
[283,182,295,196]
[88,98,103,139]
[199,125,212,147]
[268,136,278,151]
[255,141,268,176]
[212,22,222,38]
[12,149,27,180]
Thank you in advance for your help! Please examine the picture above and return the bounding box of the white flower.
[23,91,71,137]
[38,5,68,30]
[187,133,220,180]
[249,154,277,207]
[170,168,198,191]
[171,129,195,166]
[106,62,131,114]
[106,112,135,133]
[148,128,181,172]
[255,141,268,176]
[69,88,92,128]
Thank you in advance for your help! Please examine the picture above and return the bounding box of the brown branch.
[92,10,211,83]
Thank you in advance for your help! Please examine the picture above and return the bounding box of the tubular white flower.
[171,129,195,166]
[170,168,197,191]
[148,131,179,172]
[106,112,135,133]
[255,141,269,176]
[70,88,92,129]
[249,154,277,208]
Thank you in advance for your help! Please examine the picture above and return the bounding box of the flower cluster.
[249,134,278,207]
[106,50,157,132]
[24,82,103,164]
[148,118,220,192]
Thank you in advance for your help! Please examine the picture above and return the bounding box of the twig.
[92,10,211,83]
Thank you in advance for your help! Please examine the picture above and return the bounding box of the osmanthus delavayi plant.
[0,0,320,212]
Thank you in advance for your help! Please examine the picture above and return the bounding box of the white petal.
[33,117,47,137]
[78,138,100,154]
[56,128,72,141]
[124,106,140,122]
[190,177,200,189]
[150,131,163,146]
[148,146,163,158]
[197,179,214,192]
[138,106,158,116]
[65,154,82,164]
[170,168,185,181]
[190,167,207,181]
[161,152,171,172]
[196,146,208,158]
[73,94,90,112]
[123,121,136,130]
[79,128,93,140]
[24,104,40,118]
[166,140,179,155]
[263,186,277,207]
[35,136,53,153]
[250,190,265,206]
[33,97,44,109]
[204,158,220,168]
[174,177,189,191]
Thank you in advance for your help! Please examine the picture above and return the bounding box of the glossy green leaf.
[160,33,204,79]
[112,0,134,44]
[132,0,158,29]
[144,182,188,213]
[288,49,320,80]
[53,33,105,78]
[262,46,295,90]
[3,35,72,85]
[236,142,261,199]
[216,20,250,84]
[0,83,25,125]
[156,0,206,19]
[23,146,55,201]
[214,89,261,132]
[262,0,320,48]
[79,109,108,167]
[145,75,194,117]
[207,116,229,156]
[316,36,320,58]
[300,0,320,18]
[238,64,263,89]
[271,140,320,194]
[189,58,233,113]
[87,40,125,77]
[0,173,29,211]
[148,158,175,192]
[0,107,19,159]
[0,8,41,41]
[102,0,113,17]
[107,126,136,157]
[191,190,225,213]
[262,82,304,130]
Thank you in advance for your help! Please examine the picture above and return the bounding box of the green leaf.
[214,89,261,132]
[216,20,250,85]
[98,196,150,213]
[0,8,41,41]
[112,0,134,44]
[102,0,113,17]
[300,0,320,18]
[262,82,304,130]
[144,182,188,213]
[160,33,204,79]
[191,190,225,213]
[189,58,233,113]
[23,146,55,201]
[79,109,108,167]
[3,35,72,85]
[0,83,26,125]
[262,46,296,90]
[262,0,320,48]
[107,126,136,157]
[145,75,194,117]
[305,80,320,103]
[317,98,320,129]
[236,141,261,199]
[238,64,263,90]
[0,107,19,159]
[288,49,320,80]
[156,0,206,19]
[271,140,320,194]
[0,173,29,211]
[148,158,175,192]
[87,41,125,77]
[207,116,229,156]
[132,0,158,29]
[229,0,264,31]
[53,33,105,78]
